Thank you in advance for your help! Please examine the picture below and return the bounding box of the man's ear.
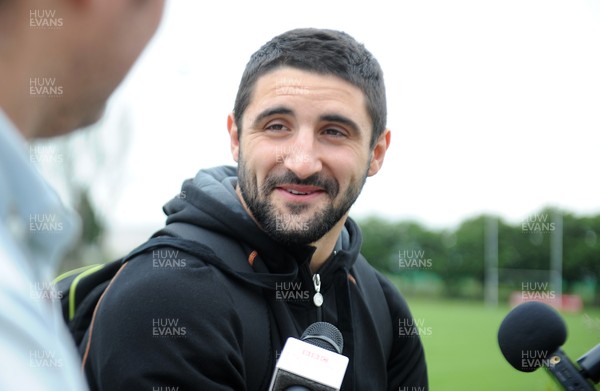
[227,113,239,162]
[368,128,391,176]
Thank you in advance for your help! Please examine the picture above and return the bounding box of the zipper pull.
[312,273,323,307]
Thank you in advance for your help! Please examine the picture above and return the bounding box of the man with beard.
[82,28,428,391]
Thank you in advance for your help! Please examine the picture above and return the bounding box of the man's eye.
[266,123,289,131]
[323,128,347,137]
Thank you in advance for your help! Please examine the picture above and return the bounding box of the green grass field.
[400,297,600,390]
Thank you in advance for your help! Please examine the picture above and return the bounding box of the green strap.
[53,264,99,285]
[68,264,105,321]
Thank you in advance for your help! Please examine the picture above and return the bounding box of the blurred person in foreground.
[0,0,165,389]
[84,28,428,390]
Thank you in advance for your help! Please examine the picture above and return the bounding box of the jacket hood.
[162,166,370,390]
[161,165,363,276]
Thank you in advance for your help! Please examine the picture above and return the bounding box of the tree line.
[357,207,600,305]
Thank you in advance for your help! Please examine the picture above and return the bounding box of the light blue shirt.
[0,109,89,390]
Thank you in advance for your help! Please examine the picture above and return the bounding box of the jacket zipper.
[312,273,323,322]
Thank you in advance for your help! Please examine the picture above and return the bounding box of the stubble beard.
[237,150,368,246]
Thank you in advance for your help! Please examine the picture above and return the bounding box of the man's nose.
[278,129,322,180]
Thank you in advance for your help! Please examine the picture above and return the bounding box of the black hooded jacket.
[83,166,428,391]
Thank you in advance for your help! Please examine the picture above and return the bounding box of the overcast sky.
[39,0,600,244]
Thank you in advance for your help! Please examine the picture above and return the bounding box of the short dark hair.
[233,28,387,149]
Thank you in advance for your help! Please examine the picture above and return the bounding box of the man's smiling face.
[229,66,386,245]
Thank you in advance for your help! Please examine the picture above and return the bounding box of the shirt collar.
[0,108,80,279]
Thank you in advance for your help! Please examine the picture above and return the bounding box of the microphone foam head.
[301,321,344,354]
[498,301,567,372]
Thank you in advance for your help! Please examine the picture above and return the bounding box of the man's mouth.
[275,184,326,199]
[287,189,310,195]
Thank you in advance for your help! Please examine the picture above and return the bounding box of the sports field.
[404,298,600,390]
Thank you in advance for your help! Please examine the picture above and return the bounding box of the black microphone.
[498,301,599,390]
[268,322,349,391]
